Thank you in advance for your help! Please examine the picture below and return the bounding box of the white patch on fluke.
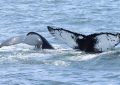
[49,28,84,48]
[95,34,120,51]
[54,30,77,48]
[78,36,83,39]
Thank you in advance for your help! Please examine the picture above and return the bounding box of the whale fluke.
[48,26,120,53]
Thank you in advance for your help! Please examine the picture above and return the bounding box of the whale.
[0,32,54,49]
[47,26,120,53]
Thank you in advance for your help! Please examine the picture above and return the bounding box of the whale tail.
[47,26,86,49]
[0,32,54,49]
[25,32,54,49]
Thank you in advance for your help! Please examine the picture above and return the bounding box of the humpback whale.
[47,26,120,53]
[0,32,54,49]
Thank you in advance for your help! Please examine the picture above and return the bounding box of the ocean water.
[0,0,120,85]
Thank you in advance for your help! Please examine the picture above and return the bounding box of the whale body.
[0,32,54,49]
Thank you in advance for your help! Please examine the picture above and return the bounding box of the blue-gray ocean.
[0,0,120,85]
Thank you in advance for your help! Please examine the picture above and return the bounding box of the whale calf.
[47,26,120,53]
[0,32,54,49]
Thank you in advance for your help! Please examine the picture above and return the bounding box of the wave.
[0,44,120,70]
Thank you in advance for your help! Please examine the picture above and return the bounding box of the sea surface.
[0,0,120,85]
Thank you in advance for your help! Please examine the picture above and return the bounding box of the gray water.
[0,0,120,85]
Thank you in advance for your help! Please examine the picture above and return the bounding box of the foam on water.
[0,44,120,84]
[1,43,120,68]
[0,44,71,66]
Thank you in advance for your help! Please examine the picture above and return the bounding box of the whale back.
[0,36,24,48]
[0,32,54,49]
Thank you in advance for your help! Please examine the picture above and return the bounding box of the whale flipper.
[0,36,24,48]
[47,26,86,49]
